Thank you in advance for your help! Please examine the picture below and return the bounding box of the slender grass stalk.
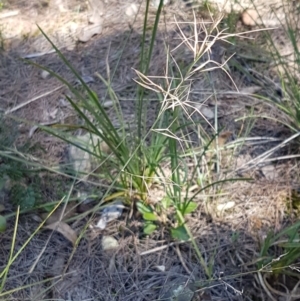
[0,206,19,292]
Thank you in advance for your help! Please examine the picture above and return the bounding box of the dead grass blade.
[44,221,77,246]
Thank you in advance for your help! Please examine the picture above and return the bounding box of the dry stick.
[28,196,68,274]
[28,229,55,274]
[140,240,186,256]
[261,154,300,164]
[21,49,56,59]
[256,272,276,301]
[4,85,64,115]
[175,244,192,276]
[236,131,300,173]
[0,10,19,19]
[263,272,300,299]
[139,235,205,256]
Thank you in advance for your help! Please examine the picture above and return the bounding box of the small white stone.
[41,70,50,79]
[69,143,91,176]
[241,9,259,27]
[102,235,119,251]
[102,100,114,108]
[125,3,138,17]
[200,107,214,120]
[96,200,124,229]
[151,0,170,8]
[68,132,101,177]
[216,201,235,212]
[155,265,166,272]
[77,23,102,43]
[89,13,103,25]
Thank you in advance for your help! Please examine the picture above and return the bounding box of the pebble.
[102,100,114,108]
[151,0,170,8]
[241,9,259,26]
[216,201,235,212]
[200,106,214,120]
[77,23,102,43]
[125,3,138,17]
[41,70,50,79]
[102,235,119,251]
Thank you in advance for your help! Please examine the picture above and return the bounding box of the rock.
[155,265,166,272]
[151,0,170,8]
[96,199,124,229]
[102,235,119,251]
[88,0,104,24]
[200,106,214,120]
[69,141,91,176]
[68,131,110,178]
[77,23,102,43]
[241,9,259,26]
[101,235,119,273]
[102,100,114,108]
[125,3,138,17]
[41,70,50,79]
[216,201,235,212]
[89,13,103,25]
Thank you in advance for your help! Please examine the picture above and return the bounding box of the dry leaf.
[44,221,77,246]
[209,131,232,152]
[206,131,232,162]
[41,202,77,225]
[250,216,263,231]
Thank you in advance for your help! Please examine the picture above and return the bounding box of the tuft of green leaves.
[258,220,300,278]
[257,2,300,132]
[137,196,198,238]
[27,7,247,279]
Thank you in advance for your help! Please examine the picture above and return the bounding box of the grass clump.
[257,220,300,300]
[247,1,300,132]
[21,3,248,279]
[237,1,300,298]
